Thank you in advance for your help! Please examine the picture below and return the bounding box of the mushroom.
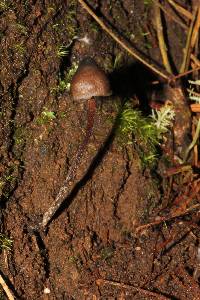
[41,57,112,229]
[70,57,111,101]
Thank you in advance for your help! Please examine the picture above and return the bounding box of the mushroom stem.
[41,98,96,229]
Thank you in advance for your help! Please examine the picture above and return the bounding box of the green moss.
[68,254,83,270]
[16,23,28,35]
[144,0,152,5]
[13,127,26,145]
[36,109,56,125]
[0,165,19,198]
[0,0,10,11]
[56,45,69,58]
[13,42,26,55]
[117,102,175,167]
[113,53,124,69]
[65,0,78,39]
[51,62,78,94]
[100,246,114,261]
[0,233,13,251]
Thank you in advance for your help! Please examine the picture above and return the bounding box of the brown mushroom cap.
[70,57,112,101]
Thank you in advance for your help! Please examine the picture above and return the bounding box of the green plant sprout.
[113,52,123,69]
[57,45,69,58]
[56,36,77,58]
[36,109,56,125]
[118,102,175,166]
[0,234,13,251]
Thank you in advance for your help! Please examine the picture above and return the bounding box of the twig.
[167,0,193,20]
[191,6,200,49]
[0,274,15,300]
[96,278,171,300]
[78,0,170,81]
[135,204,200,234]
[154,3,173,74]
[172,65,200,80]
[179,7,198,73]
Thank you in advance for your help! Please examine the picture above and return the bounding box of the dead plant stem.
[154,3,173,74]
[179,7,198,73]
[191,6,200,49]
[0,274,15,300]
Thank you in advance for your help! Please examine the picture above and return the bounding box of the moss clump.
[0,233,13,251]
[117,102,175,167]
[36,109,56,125]
[51,62,78,94]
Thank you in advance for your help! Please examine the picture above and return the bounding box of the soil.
[0,1,200,299]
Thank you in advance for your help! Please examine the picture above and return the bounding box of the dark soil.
[0,1,200,299]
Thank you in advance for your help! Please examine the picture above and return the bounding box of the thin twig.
[78,0,170,81]
[96,279,171,300]
[172,65,200,80]
[0,274,15,300]
[154,3,173,74]
[135,204,200,234]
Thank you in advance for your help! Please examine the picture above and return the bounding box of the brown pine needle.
[191,6,200,49]
[154,3,173,74]
[167,0,193,20]
[78,0,170,81]
[180,7,198,73]
[0,274,15,300]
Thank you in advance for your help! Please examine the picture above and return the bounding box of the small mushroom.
[41,57,112,229]
[70,57,111,101]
